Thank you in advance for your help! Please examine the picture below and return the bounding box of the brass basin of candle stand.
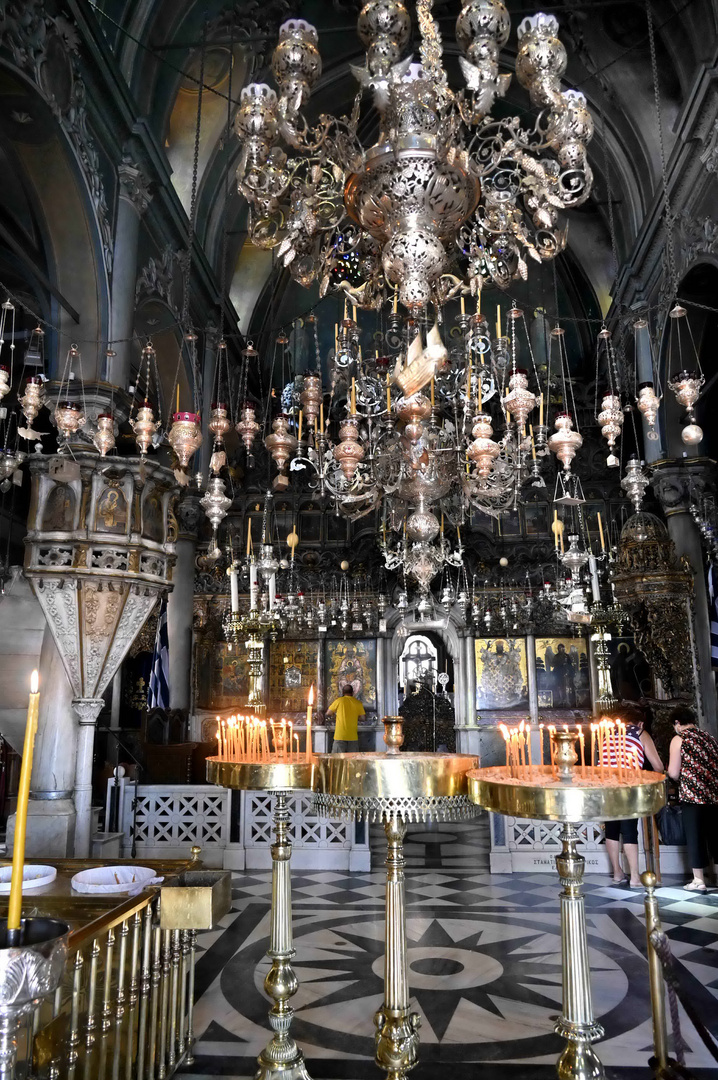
[206,756,315,791]
[467,753,666,1080]
[316,750,479,803]
[466,766,666,821]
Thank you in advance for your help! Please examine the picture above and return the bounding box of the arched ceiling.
[89,0,718,357]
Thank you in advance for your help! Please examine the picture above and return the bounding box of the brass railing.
[28,889,195,1080]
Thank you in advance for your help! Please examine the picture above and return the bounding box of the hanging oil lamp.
[208,401,231,441]
[300,374,323,425]
[668,370,704,445]
[333,417,364,480]
[236,402,261,458]
[200,475,232,534]
[636,382,661,441]
[621,456,650,512]
[503,369,536,427]
[467,413,500,478]
[396,392,431,443]
[265,413,298,486]
[168,410,203,468]
[548,413,583,472]
[19,376,45,429]
[54,400,85,441]
[0,366,10,402]
[597,393,623,467]
[93,413,116,457]
[132,401,157,456]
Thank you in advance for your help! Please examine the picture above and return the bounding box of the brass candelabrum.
[468,729,666,1080]
[206,758,315,1080]
[313,716,479,1080]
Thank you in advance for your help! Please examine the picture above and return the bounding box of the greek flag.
[147,599,170,709]
[709,565,718,669]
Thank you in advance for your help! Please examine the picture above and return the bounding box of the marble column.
[168,496,200,711]
[6,626,78,857]
[108,154,152,390]
[110,668,122,730]
[73,698,105,857]
[464,632,476,725]
[652,460,717,734]
[526,633,538,722]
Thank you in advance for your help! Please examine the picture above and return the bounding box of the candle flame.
[308,684,314,706]
[30,670,39,694]
[499,723,510,742]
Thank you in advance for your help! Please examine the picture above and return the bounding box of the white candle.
[229,563,239,613]
[250,562,258,610]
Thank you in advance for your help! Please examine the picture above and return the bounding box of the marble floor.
[185,815,718,1079]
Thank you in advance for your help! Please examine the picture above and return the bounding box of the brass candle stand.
[313,717,479,1080]
[467,730,666,1080]
[206,758,315,1080]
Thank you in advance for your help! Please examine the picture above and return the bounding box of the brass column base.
[374,1005,421,1080]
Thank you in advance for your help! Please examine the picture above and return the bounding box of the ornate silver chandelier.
[235,0,593,310]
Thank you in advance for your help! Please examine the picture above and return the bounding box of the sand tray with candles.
[208,712,317,790]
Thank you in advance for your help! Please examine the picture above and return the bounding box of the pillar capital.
[650,457,716,516]
[118,155,152,215]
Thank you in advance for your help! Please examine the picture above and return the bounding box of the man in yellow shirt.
[327,685,365,752]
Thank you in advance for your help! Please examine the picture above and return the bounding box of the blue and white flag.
[709,565,718,670]
[147,599,170,709]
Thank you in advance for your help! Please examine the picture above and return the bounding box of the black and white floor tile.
[184,816,718,1080]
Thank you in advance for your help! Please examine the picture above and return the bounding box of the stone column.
[110,668,122,730]
[526,633,538,722]
[6,627,78,857]
[72,698,105,858]
[108,153,152,390]
[464,632,476,725]
[652,460,717,734]
[168,496,200,711]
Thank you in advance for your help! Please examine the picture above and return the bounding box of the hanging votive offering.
[669,370,704,445]
[93,413,116,457]
[236,402,261,460]
[169,410,203,468]
[548,413,583,473]
[54,400,85,442]
[597,393,623,467]
[636,382,661,441]
[132,401,157,455]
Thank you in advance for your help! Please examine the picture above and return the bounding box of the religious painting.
[95,485,127,534]
[197,643,250,710]
[606,636,652,702]
[268,640,318,712]
[535,637,591,709]
[475,637,528,710]
[42,483,76,531]
[141,487,164,542]
[326,639,377,711]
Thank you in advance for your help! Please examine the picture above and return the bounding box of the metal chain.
[646,2,677,303]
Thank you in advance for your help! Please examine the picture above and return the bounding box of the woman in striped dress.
[602,704,664,886]
[667,706,718,892]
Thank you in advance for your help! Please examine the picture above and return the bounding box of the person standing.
[667,705,718,892]
[603,704,664,887]
[327,685,365,753]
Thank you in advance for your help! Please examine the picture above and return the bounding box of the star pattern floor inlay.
[184,816,718,1080]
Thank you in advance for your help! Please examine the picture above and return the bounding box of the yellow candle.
[476,291,481,315]
[477,371,482,411]
[598,512,605,552]
[539,392,544,426]
[320,400,324,431]
[539,723,545,768]
[466,358,472,401]
[297,410,303,443]
[496,305,501,339]
[386,373,391,413]
[531,435,536,461]
[306,684,314,760]
[460,294,466,316]
[393,290,398,314]
[351,377,356,415]
[430,377,435,407]
[7,671,40,933]
[247,519,252,557]
[176,384,180,414]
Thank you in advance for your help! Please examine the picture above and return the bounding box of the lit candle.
[281,718,287,760]
[294,734,300,760]
[598,512,605,552]
[539,392,544,427]
[590,724,596,771]
[500,724,510,772]
[578,726,585,778]
[548,726,556,771]
[7,671,40,935]
[306,684,314,760]
[288,722,293,760]
[526,722,533,774]
[539,723,545,768]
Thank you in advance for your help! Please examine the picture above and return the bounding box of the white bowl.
[0,864,57,892]
[71,866,162,895]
